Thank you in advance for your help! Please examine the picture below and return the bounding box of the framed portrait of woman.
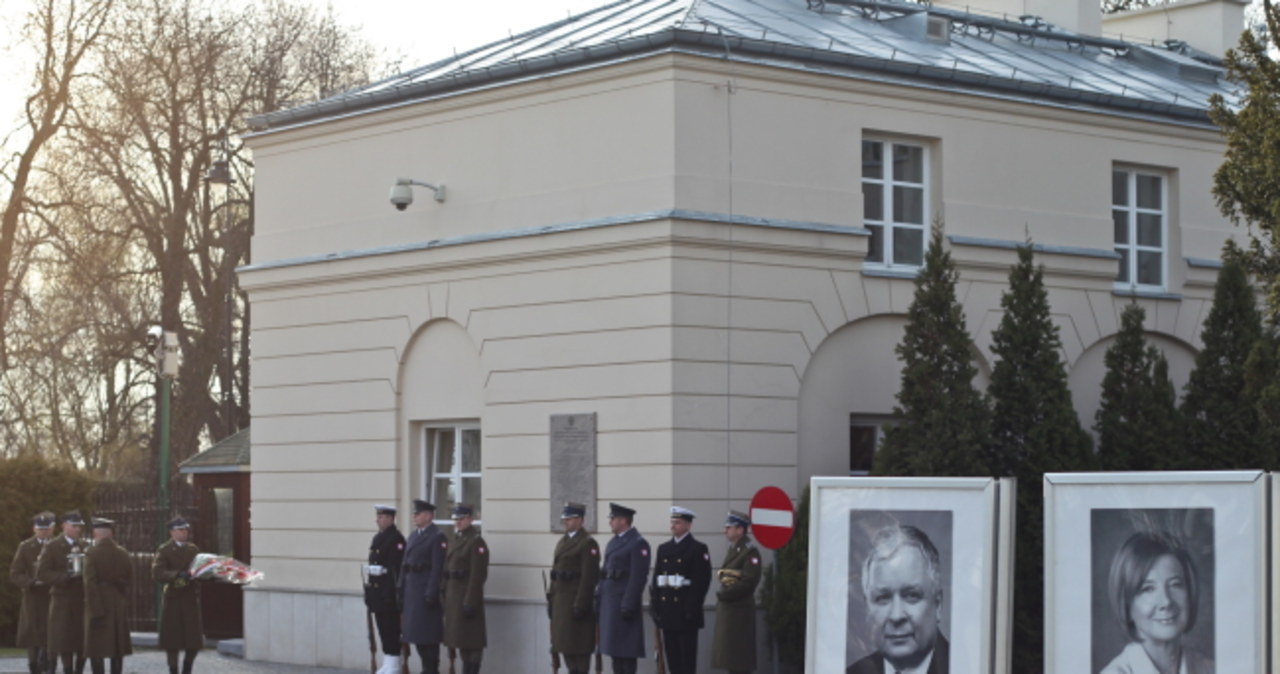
[1045,471,1268,674]
[805,477,1015,674]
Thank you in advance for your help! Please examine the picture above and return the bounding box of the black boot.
[181,650,197,674]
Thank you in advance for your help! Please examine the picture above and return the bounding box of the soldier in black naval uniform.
[597,502,650,674]
[548,502,599,674]
[651,506,711,674]
[399,499,446,674]
[365,505,405,674]
[9,511,55,674]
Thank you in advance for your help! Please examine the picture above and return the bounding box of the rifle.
[653,622,667,674]
[448,647,457,674]
[362,567,376,674]
[544,570,561,673]
[594,623,603,674]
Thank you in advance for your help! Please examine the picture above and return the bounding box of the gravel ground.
[0,650,367,674]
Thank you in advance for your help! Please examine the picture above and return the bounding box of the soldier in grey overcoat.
[711,511,762,673]
[399,499,446,674]
[9,511,55,674]
[152,517,202,674]
[83,519,131,674]
[548,502,600,674]
[36,510,87,674]
[442,503,488,674]
[597,502,650,674]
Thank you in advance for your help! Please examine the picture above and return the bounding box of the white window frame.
[862,137,931,270]
[1112,167,1168,292]
[418,423,482,527]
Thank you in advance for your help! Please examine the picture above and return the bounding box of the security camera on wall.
[389,177,446,210]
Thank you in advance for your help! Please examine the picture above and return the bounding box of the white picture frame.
[1044,471,1268,674]
[805,476,1014,674]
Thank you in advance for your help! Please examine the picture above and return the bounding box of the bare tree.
[0,0,113,370]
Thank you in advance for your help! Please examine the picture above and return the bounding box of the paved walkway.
[0,650,366,674]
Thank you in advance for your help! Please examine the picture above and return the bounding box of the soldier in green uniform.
[36,510,87,674]
[152,517,202,674]
[548,502,600,674]
[83,519,131,674]
[442,503,489,674]
[711,510,761,674]
[9,511,55,674]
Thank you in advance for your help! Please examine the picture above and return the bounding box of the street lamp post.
[206,136,234,437]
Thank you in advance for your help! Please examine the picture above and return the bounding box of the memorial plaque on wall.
[550,413,597,532]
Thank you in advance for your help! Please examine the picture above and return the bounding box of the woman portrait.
[1097,528,1213,674]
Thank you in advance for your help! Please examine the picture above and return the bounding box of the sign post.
[749,486,794,674]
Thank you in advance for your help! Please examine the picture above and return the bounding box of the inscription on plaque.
[550,413,597,532]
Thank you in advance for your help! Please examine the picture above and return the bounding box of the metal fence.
[93,481,197,632]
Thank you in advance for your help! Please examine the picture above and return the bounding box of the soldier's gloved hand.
[621,607,637,621]
[463,604,477,619]
[572,606,587,621]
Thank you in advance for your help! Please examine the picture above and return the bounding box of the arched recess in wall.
[398,319,485,503]
[1067,331,1198,439]
[797,315,908,485]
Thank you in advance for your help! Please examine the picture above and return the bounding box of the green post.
[155,374,172,623]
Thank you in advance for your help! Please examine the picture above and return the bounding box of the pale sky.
[0,0,611,146]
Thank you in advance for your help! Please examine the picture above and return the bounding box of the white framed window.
[850,415,896,475]
[862,138,929,268]
[419,424,482,526]
[1112,168,1167,290]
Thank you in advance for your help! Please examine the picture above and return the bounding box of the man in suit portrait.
[848,524,949,674]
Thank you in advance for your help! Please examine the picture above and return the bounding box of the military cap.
[61,510,85,526]
[374,504,398,516]
[670,505,696,522]
[32,512,56,528]
[725,510,751,528]
[451,503,475,518]
[560,502,586,519]
[608,502,636,519]
[168,516,190,530]
[91,518,115,530]
[412,499,436,514]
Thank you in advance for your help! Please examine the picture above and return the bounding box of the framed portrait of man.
[805,477,1015,674]
[1045,471,1268,674]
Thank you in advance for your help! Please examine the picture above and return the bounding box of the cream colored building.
[239,0,1244,669]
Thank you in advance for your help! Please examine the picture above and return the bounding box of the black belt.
[443,569,469,580]
[402,563,431,573]
[602,569,629,581]
[550,570,580,581]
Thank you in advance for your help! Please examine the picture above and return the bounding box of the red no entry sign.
[749,486,794,550]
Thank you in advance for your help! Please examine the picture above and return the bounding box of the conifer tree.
[987,244,1093,673]
[874,227,989,476]
[1094,304,1182,470]
[1179,245,1264,469]
[1244,330,1280,470]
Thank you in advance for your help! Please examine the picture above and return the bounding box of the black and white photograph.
[846,510,953,674]
[1045,472,1267,674]
[806,477,1012,674]
[1090,508,1214,674]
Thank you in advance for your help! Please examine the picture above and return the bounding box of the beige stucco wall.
[240,52,1234,669]
[1102,0,1249,56]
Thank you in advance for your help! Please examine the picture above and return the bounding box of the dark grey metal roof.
[248,0,1234,131]
[179,427,250,474]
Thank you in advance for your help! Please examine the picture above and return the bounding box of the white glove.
[367,564,385,576]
